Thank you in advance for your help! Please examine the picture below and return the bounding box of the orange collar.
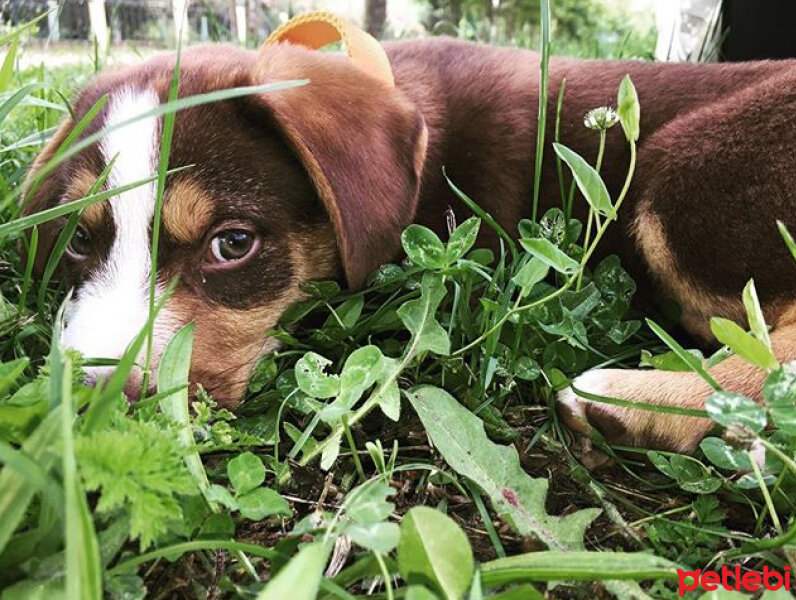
[262,11,395,89]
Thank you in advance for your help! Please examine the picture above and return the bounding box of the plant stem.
[531,0,551,223]
[749,449,782,535]
[555,78,567,212]
[301,319,423,466]
[109,540,280,574]
[343,417,366,482]
[575,129,607,291]
[575,210,594,292]
[723,438,796,567]
[456,140,637,355]
[374,552,394,600]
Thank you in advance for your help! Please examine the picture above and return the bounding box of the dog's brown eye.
[67,225,92,258]
[209,230,256,263]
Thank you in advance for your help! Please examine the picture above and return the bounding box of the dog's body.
[24,32,796,452]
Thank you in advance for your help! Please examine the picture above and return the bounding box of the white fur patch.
[556,369,612,435]
[62,88,167,370]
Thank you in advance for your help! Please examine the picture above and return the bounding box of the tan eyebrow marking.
[163,178,214,244]
[66,168,108,228]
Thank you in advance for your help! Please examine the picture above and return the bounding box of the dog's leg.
[557,71,796,453]
[559,323,796,452]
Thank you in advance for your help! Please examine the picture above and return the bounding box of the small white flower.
[584,107,620,131]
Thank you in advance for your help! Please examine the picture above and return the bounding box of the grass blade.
[0,37,20,93]
[0,406,60,555]
[531,0,550,222]
[157,324,210,495]
[645,319,721,390]
[16,80,308,208]
[62,353,102,600]
[480,551,679,585]
[778,220,796,264]
[1,173,153,237]
[0,82,47,123]
[143,35,182,397]
[18,224,37,308]
[742,279,771,348]
[36,161,114,313]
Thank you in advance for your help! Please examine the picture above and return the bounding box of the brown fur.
[22,37,796,451]
[162,178,215,245]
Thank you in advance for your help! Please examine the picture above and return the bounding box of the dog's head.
[23,40,427,404]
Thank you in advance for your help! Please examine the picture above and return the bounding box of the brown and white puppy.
[23,34,796,451]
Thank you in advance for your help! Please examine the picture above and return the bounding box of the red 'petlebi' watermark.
[678,565,791,596]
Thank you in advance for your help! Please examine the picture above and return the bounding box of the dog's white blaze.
[62,88,163,365]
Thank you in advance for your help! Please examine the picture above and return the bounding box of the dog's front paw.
[557,370,627,468]
[556,367,714,454]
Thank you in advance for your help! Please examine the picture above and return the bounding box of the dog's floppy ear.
[21,118,74,274]
[250,40,428,289]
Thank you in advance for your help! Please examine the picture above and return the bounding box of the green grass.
[3,10,796,600]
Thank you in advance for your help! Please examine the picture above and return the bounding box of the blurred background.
[0,0,793,66]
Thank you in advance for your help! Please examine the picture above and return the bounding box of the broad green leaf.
[372,355,402,421]
[485,584,544,600]
[0,579,66,599]
[325,295,364,331]
[376,379,401,421]
[468,570,483,600]
[646,319,721,390]
[320,432,342,470]
[335,346,383,408]
[206,484,238,511]
[639,349,697,372]
[648,452,721,494]
[398,506,474,600]
[764,363,796,434]
[300,280,341,299]
[743,280,771,348]
[0,408,60,555]
[256,541,330,600]
[158,324,210,498]
[698,592,751,599]
[397,273,450,356]
[710,317,778,371]
[778,220,796,264]
[346,521,400,553]
[0,357,28,397]
[407,386,599,550]
[227,452,265,496]
[760,589,796,599]
[699,437,752,471]
[519,238,579,274]
[446,217,481,264]
[480,551,678,584]
[237,488,291,521]
[62,352,102,600]
[511,258,549,298]
[706,391,766,433]
[295,352,340,399]
[617,75,640,142]
[0,37,19,94]
[406,586,441,600]
[553,143,612,217]
[514,356,541,381]
[344,480,395,524]
[402,225,447,269]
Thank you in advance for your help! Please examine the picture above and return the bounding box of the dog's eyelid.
[206,219,259,237]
